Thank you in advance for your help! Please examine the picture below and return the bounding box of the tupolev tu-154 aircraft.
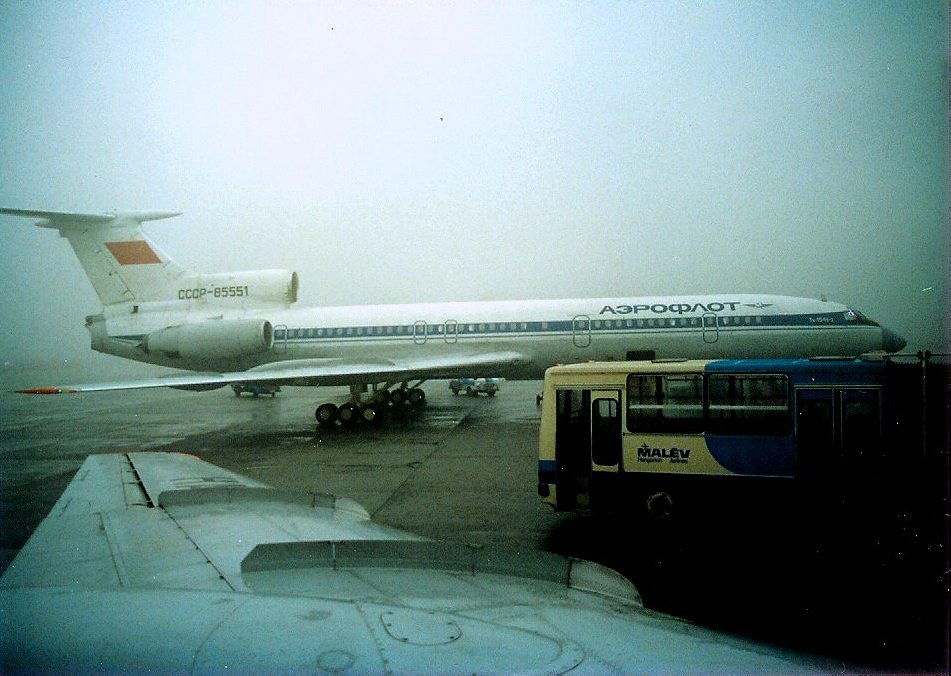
[0,451,838,671]
[1,208,906,425]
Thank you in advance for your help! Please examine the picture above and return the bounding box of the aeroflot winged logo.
[105,241,161,265]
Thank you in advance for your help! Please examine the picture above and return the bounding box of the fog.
[0,1,947,374]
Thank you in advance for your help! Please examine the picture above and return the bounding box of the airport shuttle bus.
[537,355,948,520]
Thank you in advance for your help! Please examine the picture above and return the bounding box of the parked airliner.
[1,208,906,425]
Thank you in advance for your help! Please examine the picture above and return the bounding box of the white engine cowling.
[144,319,273,360]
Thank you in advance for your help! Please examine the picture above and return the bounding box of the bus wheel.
[646,491,674,521]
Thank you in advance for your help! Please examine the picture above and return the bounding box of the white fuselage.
[91,294,894,382]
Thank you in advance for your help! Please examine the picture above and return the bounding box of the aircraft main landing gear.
[314,381,427,427]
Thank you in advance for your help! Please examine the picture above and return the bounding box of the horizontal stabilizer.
[0,208,181,228]
[1,207,187,305]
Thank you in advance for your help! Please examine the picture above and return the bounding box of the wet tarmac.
[0,381,563,570]
[1,378,946,670]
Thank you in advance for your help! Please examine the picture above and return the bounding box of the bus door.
[554,388,591,509]
[591,390,621,469]
[795,389,833,482]
[589,390,622,509]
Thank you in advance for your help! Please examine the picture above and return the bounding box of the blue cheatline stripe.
[267,312,864,342]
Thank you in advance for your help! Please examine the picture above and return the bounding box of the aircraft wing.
[15,350,529,393]
[0,452,389,592]
[1,452,836,672]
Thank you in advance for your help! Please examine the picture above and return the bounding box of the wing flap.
[0,454,233,591]
[50,453,147,516]
[0,452,407,593]
[127,451,266,504]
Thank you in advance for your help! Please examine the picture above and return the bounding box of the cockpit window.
[844,308,876,325]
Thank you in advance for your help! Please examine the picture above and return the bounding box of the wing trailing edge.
[13,351,531,394]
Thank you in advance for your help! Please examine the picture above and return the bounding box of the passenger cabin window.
[626,374,703,433]
[707,374,789,435]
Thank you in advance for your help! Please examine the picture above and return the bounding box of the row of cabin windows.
[591,316,764,329]
[273,315,769,340]
[626,373,791,435]
[278,323,535,339]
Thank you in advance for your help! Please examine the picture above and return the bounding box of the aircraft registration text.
[178,286,250,300]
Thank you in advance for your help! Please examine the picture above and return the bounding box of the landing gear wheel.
[390,389,407,406]
[338,402,359,426]
[315,403,339,426]
[361,405,379,424]
[408,388,426,407]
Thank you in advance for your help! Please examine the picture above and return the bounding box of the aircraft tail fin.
[1,208,188,306]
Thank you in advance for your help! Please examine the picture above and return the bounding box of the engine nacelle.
[143,319,273,360]
[175,270,299,306]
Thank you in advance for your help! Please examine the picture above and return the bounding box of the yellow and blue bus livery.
[537,356,946,518]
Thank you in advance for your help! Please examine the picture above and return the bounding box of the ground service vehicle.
[449,377,500,396]
[231,382,281,397]
[538,354,948,519]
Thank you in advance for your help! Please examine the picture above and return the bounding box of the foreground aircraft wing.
[1,452,836,671]
[15,351,529,393]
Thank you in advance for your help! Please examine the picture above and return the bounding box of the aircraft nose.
[882,327,906,353]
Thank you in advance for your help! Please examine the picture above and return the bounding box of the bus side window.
[708,374,789,435]
[591,398,620,466]
[627,374,703,433]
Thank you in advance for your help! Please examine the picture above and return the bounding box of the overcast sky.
[0,1,946,372]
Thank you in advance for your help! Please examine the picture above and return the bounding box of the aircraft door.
[444,319,458,344]
[413,320,427,345]
[572,315,591,348]
[554,388,591,509]
[273,324,288,353]
[702,312,719,343]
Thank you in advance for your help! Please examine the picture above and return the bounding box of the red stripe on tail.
[105,241,161,265]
